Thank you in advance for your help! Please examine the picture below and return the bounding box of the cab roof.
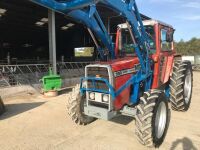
[143,20,174,29]
[118,19,174,29]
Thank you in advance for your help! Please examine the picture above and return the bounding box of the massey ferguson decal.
[114,64,141,77]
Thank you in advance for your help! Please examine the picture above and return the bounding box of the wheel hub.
[155,101,167,139]
[184,70,192,104]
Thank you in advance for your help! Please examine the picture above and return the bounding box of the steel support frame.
[48,9,57,74]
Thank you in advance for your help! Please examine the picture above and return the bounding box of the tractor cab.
[115,20,175,58]
[114,20,176,88]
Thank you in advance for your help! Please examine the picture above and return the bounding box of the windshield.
[145,25,156,51]
[119,29,135,56]
[119,25,155,56]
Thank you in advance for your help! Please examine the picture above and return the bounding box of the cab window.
[161,29,172,51]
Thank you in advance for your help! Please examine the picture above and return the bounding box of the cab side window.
[161,29,172,51]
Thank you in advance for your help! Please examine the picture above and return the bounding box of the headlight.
[102,94,109,103]
[89,92,95,100]
[82,81,87,88]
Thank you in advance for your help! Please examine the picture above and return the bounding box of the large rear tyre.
[0,97,5,115]
[135,90,169,148]
[169,61,193,111]
[67,84,95,125]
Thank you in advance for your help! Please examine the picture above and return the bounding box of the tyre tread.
[169,61,193,111]
[135,90,168,148]
[67,84,95,125]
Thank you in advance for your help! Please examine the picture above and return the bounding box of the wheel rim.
[155,101,167,139]
[184,70,192,104]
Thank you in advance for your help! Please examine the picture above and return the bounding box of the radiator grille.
[87,67,109,91]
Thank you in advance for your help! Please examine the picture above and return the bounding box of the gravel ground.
[0,72,200,150]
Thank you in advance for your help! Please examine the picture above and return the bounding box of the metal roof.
[0,0,152,61]
[0,0,151,36]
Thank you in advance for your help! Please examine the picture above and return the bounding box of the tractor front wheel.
[67,84,95,125]
[135,90,169,148]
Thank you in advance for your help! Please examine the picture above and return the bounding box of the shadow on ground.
[0,102,45,120]
[170,137,198,150]
[111,115,134,125]
[58,88,73,95]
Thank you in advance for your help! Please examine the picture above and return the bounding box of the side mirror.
[167,32,174,42]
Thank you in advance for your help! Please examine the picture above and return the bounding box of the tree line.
[175,38,200,55]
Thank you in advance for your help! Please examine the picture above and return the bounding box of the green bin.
[41,68,62,92]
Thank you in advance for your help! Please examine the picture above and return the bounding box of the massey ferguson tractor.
[30,0,193,148]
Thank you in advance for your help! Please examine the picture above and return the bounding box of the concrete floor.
[0,73,200,150]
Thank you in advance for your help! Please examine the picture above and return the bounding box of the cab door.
[152,24,175,88]
[159,26,175,86]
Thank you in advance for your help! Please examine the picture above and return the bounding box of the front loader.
[29,0,193,148]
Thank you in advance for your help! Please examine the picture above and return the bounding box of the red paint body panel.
[115,29,120,58]
[114,74,132,110]
[111,57,139,110]
[163,55,174,83]
[99,57,139,72]
[99,57,139,110]
[152,24,160,89]
[110,57,139,72]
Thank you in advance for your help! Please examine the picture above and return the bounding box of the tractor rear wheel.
[135,90,169,148]
[67,84,95,125]
[169,61,193,111]
[0,97,5,115]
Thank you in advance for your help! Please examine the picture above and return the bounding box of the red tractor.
[67,19,193,147]
[18,0,193,147]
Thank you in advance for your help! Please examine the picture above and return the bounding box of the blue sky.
[137,0,200,41]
